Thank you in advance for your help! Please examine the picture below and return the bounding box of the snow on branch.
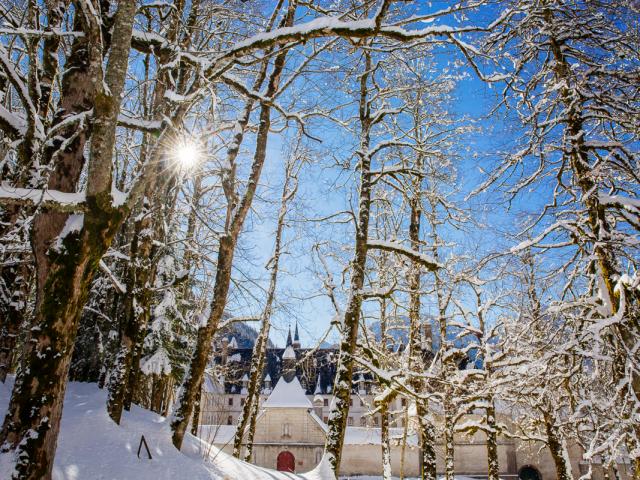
[0,183,87,212]
[98,260,126,294]
[0,104,26,138]
[117,114,164,133]
[206,15,485,79]
[367,239,441,270]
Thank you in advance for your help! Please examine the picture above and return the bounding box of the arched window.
[227,415,233,425]
[519,466,542,480]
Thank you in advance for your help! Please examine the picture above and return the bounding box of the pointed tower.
[286,324,293,347]
[293,321,301,349]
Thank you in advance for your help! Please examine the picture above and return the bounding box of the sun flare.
[172,138,201,170]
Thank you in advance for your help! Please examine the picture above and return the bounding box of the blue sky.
[216,2,552,348]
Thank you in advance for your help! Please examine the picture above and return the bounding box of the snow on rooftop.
[228,337,238,349]
[203,374,225,394]
[282,345,296,359]
[263,376,312,408]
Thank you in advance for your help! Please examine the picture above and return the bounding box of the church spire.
[286,324,292,347]
[293,321,300,348]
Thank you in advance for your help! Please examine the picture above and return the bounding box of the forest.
[0,1,638,479]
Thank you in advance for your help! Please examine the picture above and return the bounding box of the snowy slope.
[0,378,333,480]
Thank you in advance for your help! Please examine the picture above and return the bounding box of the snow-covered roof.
[229,353,241,362]
[241,373,249,382]
[263,376,312,408]
[264,373,271,381]
[228,337,238,349]
[282,345,296,359]
[203,374,225,394]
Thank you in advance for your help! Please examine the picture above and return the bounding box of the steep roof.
[282,345,296,360]
[263,376,312,408]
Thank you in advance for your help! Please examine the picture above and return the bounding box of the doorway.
[277,451,295,472]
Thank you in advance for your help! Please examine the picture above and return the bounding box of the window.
[323,416,328,423]
[228,397,233,406]
[401,398,407,407]
[359,417,367,427]
[360,399,364,407]
[373,416,379,426]
[348,417,354,426]
[227,415,233,425]
[323,399,329,407]
[240,398,245,406]
[349,398,353,406]
[282,423,291,438]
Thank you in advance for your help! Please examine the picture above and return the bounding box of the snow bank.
[0,378,334,479]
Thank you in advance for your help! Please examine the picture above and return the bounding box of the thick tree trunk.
[325,52,373,475]
[0,0,69,382]
[0,0,137,475]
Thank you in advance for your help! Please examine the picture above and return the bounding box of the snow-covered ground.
[0,377,334,479]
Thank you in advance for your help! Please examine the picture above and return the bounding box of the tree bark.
[486,400,500,480]
[543,408,573,480]
[234,157,297,458]
[324,51,374,476]
[0,0,137,475]
[170,16,293,447]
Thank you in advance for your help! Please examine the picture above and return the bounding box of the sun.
[171,138,201,170]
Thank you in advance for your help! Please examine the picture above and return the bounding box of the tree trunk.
[191,377,203,436]
[170,3,295,449]
[380,401,392,480]
[106,191,158,423]
[486,400,500,480]
[0,0,137,475]
[543,409,573,480]
[545,13,640,472]
[234,154,297,458]
[418,403,438,480]
[324,51,373,475]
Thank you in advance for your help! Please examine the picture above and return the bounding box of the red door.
[277,451,295,472]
